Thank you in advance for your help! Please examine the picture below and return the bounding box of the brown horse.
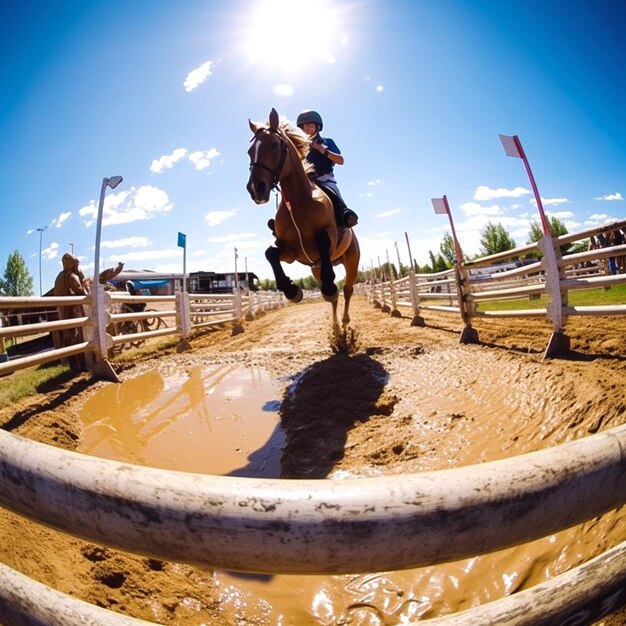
[247,108,360,328]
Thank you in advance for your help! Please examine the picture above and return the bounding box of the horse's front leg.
[314,230,338,302]
[265,245,303,302]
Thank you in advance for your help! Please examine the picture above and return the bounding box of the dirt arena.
[1,295,626,625]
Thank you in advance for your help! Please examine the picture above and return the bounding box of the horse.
[246,108,360,329]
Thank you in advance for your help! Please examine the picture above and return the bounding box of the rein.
[281,183,316,266]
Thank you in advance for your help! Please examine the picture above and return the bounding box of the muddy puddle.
[77,359,626,625]
[80,364,284,477]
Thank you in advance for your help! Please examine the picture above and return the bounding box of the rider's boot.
[343,209,358,228]
[267,218,276,236]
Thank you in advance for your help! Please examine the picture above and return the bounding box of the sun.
[241,0,340,72]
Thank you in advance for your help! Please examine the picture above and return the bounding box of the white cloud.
[375,85,384,93]
[595,192,623,201]
[189,148,220,171]
[273,84,294,97]
[367,179,384,186]
[78,186,172,228]
[42,242,59,260]
[106,248,182,263]
[460,202,502,216]
[150,148,187,174]
[376,209,401,218]
[530,197,569,207]
[184,60,214,92]
[51,211,71,228]
[205,209,236,227]
[546,210,574,219]
[587,213,609,222]
[474,185,530,201]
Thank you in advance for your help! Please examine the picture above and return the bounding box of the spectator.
[53,253,89,371]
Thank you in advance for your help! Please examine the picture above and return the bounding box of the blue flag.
[177,232,186,248]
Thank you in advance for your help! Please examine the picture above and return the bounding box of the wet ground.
[1,295,626,625]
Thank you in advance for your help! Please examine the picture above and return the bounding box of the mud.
[1,295,626,625]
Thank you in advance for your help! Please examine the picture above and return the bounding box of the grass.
[477,285,626,312]
[0,362,71,409]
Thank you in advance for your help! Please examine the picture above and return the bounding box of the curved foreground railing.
[2,425,626,624]
[2,426,626,574]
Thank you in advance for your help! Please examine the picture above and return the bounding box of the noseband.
[249,128,287,192]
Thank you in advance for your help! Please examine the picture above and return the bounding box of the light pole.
[93,176,123,285]
[36,226,48,296]
[69,242,74,254]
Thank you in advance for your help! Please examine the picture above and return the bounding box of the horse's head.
[246,108,289,204]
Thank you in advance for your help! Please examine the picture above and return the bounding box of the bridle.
[249,128,288,192]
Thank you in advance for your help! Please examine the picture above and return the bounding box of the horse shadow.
[279,353,389,479]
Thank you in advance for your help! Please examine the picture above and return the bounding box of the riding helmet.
[297,110,323,131]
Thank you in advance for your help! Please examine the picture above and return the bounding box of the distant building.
[190,271,258,293]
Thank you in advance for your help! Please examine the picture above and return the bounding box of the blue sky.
[2,0,625,294]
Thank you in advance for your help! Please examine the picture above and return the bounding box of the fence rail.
[364,219,626,356]
[2,422,626,624]
[0,289,286,377]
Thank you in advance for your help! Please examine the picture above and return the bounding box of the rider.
[297,109,358,229]
[268,110,359,235]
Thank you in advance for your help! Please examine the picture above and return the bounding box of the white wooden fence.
[364,219,626,357]
[0,288,285,379]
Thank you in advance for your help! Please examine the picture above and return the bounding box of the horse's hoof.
[286,285,303,303]
[322,287,338,303]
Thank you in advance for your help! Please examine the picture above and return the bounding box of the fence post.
[89,288,119,382]
[232,287,244,336]
[539,234,570,358]
[175,281,192,353]
[499,134,570,358]
[386,250,401,318]
[405,232,424,327]
[455,262,479,344]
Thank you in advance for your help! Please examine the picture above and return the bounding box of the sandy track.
[1,295,626,624]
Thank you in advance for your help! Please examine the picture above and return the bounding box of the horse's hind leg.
[342,283,354,326]
[314,230,338,302]
[341,238,360,326]
[265,246,303,302]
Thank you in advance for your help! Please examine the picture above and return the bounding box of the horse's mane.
[254,116,315,177]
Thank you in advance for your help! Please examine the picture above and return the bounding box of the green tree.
[0,250,34,296]
[428,250,449,273]
[479,222,516,256]
[526,217,568,244]
[526,217,570,257]
[440,232,456,267]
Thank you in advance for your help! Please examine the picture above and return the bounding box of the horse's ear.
[249,119,259,134]
[269,108,279,131]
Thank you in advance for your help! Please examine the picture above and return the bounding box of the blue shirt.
[305,135,341,179]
